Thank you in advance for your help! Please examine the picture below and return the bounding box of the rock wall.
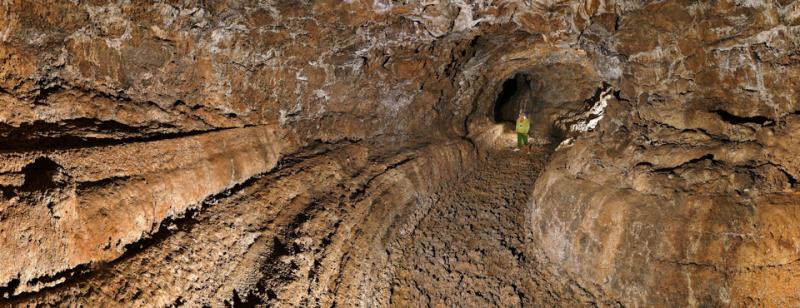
[529,0,800,306]
[1,0,800,306]
[0,0,482,296]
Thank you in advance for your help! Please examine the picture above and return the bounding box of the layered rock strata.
[1,0,800,306]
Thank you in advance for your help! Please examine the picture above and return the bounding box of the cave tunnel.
[10,1,794,306]
[493,73,534,123]
[491,72,570,143]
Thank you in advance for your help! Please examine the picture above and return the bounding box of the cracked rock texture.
[2,0,800,306]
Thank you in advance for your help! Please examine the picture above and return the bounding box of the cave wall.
[2,0,800,306]
[0,0,485,294]
[528,0,800,306]
[0,1,481,142]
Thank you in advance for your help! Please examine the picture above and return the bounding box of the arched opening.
[490,71,606,145]
[493,73,533,123]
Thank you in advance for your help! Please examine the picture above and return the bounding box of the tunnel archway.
[490,72,568,143]
[487,67,603,145]
[493,73,534,123]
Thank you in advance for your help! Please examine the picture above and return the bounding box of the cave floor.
[388,146,595,307]
[7,142,609,307]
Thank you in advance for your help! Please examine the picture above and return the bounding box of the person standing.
[515,111,530,151]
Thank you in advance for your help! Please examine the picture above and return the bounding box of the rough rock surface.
[389,147,609,307]
[2,0,800,306]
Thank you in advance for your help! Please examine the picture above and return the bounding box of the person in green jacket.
[516,111,530,150]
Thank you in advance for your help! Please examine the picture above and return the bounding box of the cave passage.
[389,146,585,306]
[493,73,534,123]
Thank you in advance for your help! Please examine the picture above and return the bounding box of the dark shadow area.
[548,124,568,145]
[493,73,533,123]
[712,109,774,126]
[20,157,63,192]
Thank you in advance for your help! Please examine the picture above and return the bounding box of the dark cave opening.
[493,73,534,123]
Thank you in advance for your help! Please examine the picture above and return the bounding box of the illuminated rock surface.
[2,0,800,306]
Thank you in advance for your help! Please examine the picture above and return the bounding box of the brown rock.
[2,0,800,306]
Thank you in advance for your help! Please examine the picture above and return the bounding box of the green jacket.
[516,117,530,134]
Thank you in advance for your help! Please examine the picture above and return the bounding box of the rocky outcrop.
[2,0,800,306]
